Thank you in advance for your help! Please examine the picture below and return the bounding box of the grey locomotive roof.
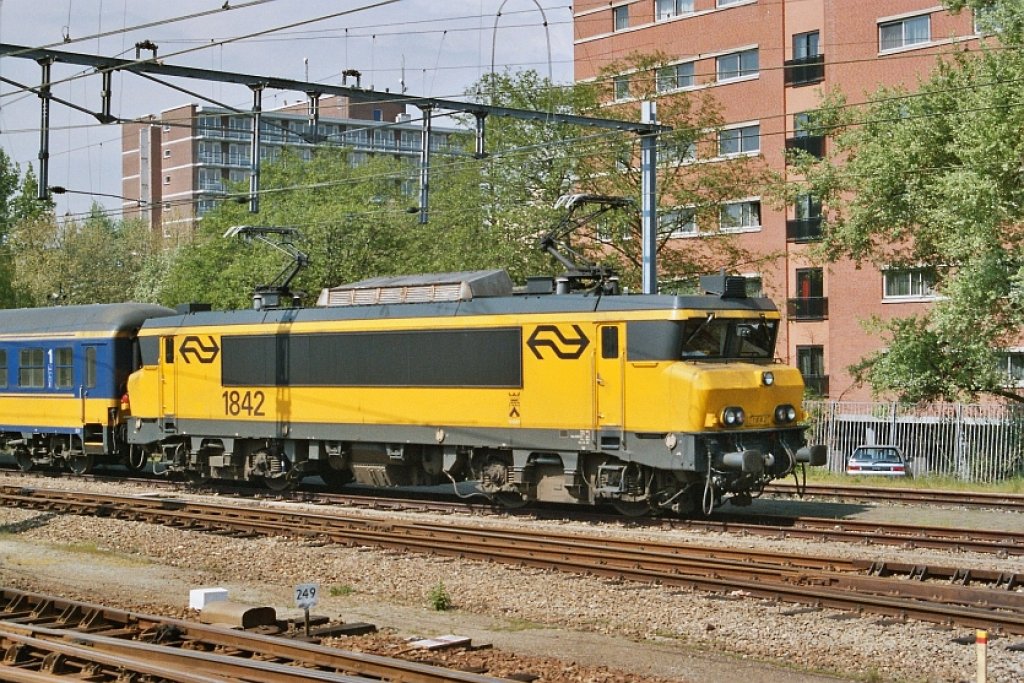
[318,270,513,306]
[0,303,177,336]
[142,292,778,331]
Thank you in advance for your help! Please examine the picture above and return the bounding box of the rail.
[1,485,1022,635]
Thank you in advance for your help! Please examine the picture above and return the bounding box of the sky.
[0,0,574,217]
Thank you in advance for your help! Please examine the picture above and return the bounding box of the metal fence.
[803,401,1024,482]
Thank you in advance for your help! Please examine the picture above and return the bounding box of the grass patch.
[329,584,356,597]
[427,581,452,611]
[803,469,1024,493]
[53,542,151,566]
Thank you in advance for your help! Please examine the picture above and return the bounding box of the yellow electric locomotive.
[124,270,825,515]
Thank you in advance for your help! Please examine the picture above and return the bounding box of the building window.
[717,48,758,82]
[198,116,220,135]
[55,347,73,389]
[879,15,930,52]
[795,193,821,220]
[743,275,763,298]
[660,136,697,164]
[719,200,761,231]
[660,207,697,237]
[0,349,6,387]
[198,168,224,192]
[788,194,823,242]
[793,30,820,59]
[797,346,828,395]
[613,5,629,31]
[656,62,695,92]
[197,199,218,215]
[719,124,760,156]
[163,149,171,158]
[883,267,937,299]
[613,74,631,101]
[228,117,251,139]
[716,0,747,6]
[163,175,171,185]
[789,268,828,320]
[656,0,693,20]
[18,348,44,388]
[998,351,1024,386]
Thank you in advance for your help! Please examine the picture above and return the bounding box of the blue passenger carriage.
[0,303,174,473]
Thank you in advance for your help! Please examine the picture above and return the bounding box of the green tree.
[796,1,1024,403]
[0,156,52,307]
[426,63,779,292]
[577,53,782,291]
[8,205,158,306]
[158,149,416,309]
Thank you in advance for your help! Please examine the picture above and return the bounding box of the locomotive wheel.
[14,449,33,472]
[611,500,654,517]
[68,454,94,475]
[263,474,296,492]
[125,446,148,473]
[493,491,527,510]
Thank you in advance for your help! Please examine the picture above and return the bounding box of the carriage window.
[601,327,620,359]
[0,349,6,388]
[19,348,45,388]
[85,347,97,388]
[55,347,74,388]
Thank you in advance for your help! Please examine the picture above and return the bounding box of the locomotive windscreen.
[627,317,778,361]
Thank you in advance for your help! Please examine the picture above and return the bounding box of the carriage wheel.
[14,448,33,472]
[68,454,94,475]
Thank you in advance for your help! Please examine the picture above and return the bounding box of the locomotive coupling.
[713,449,765,475]
[795,444,828,466]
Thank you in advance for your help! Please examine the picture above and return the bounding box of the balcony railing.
[802,375,830,397]
[787,297,829,320]
[785,135,824,159]
[786,217,823,242]
[784,54,825,86]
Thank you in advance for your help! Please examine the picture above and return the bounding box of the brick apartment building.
[573,0,983,400]
[121,95,451,240]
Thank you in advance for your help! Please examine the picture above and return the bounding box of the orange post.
[976,629,987,683]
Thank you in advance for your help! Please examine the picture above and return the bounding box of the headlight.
[774,404,798,424]
[721,406,745,427]
[762,371,774,386]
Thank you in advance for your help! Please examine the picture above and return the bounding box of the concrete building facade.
[573,0,981,400]
[121,96,448,240]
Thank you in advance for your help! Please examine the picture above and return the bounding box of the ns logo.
[526,325,590,360]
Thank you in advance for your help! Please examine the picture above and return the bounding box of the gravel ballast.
[0,473,1021,682]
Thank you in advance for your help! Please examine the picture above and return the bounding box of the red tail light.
[120,393,131,414]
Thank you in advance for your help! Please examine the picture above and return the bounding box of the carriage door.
[159,336,177,429]
[595,324,625,447]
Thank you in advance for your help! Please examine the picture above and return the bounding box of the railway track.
[2,469,1022,556]
[0,588,506,682]
[1,484,1022,637]
[769,482,1024,511]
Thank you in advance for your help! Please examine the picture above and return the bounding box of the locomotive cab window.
[0,349,6,388]
[627,318,779,362]
[18,348,45,388]
[163,337,174,364]
[601,326,620,359]
[55,347,74,388]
